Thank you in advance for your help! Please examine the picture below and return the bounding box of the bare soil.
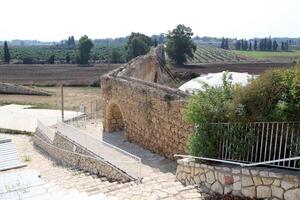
[0,64,121,86]
[0,87,100,111]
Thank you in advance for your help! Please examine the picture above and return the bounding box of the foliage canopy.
[77,35,94,64]
[166,24,196,64]
[125,32,153,61]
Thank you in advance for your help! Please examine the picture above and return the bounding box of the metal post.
[61,84,64,122]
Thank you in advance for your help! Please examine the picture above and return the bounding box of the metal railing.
[210,122,300,170]
[174,154,300,168]
[56,122,142,180]
[65,112,100,129]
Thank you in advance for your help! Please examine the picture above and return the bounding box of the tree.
[153,38,158,47]
[66,54,70,63]
[166,24,196,64]
[77,35,94,64]
[254,39,258,51]
[111,49,123,63]
[235,40,241,50]
[267,37,272,51]
[225,38,229,50]
[220,37,225,49]
[3,41,10,63]
[48,55,55,64]
[125,32,153,61]
[272,40,278,51]
[249,42,252,51]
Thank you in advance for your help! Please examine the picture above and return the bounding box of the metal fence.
[56,122,142,180]
[215,122,300,170]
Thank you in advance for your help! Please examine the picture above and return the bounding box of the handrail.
[59,122,141,161]
[174,154,300,168]
[57,122,142,181]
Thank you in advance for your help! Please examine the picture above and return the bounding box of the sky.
[0,0,299,41]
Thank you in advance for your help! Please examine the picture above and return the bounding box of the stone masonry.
[101,46,192,159]
[176,158,300,200]
[33,129,132,182]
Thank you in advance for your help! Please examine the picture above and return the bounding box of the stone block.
[211,181,224,194]
[224,186,233,194]
[281,180,298,190]
[257,186,271,198]
[262,177,274,185]
[233,181,241,191]
[271,186,284,199]
[206,171,215,184]
[225,176,234,185]
[252,176,263,186]
[242,176,254,187]
[284,188,300,200]
[241,186,256,198]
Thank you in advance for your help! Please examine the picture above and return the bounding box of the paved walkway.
[70,119,207,199]
[0,118,207,199]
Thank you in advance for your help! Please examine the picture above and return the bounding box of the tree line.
[235,37,289,51]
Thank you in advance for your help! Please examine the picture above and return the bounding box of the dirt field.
[0,64,120,86]
[0,87,100,111]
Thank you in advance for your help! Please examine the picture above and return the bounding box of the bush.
[234,66,300,121]
[185,66,300,157]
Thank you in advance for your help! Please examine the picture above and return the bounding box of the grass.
[234,50,300,60]
[21,155,32,162]
[0,128,32,135]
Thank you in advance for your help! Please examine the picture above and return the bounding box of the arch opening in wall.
[106,103,124,132]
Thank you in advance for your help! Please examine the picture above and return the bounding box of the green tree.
[272,40,278,51]
[66,54,70,63]
[166,24,196,64]
[77,35,94,64]
[3,41,10,63]
[125,32,153,61]
[111,49,122,63]
[48,55,55,64]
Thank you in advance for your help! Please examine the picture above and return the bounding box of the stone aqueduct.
[101,46,192,158]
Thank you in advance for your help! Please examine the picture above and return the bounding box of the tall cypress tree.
[225,38,229,49]
[272,40,278,51]
[220,37,225,49]
[3,41,10,63]
[254,39,257,51]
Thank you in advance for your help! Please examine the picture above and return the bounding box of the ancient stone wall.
[101,46,192,159]
[176,158,300,200]
[33,129,132,182]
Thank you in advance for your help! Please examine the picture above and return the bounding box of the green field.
[234,50,300,61]
[0,46,126,63]
[188,45,254,64]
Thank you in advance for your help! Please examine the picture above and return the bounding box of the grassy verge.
[0,128,32,135]
[233,50,300,60]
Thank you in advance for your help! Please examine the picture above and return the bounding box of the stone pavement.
[70,119,207,199]
[0,118,207,199]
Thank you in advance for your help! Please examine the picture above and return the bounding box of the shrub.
[185,66,300,157]
[234,66,300,121]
